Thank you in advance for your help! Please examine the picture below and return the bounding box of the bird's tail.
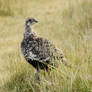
[55,48,72,67]
[62,57,72,67]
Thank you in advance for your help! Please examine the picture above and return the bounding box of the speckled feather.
[21,18,64,71]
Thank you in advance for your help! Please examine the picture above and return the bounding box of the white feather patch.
[27,52,50,61]
[28,52,37,60]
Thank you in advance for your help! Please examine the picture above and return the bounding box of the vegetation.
[0,0,92,92]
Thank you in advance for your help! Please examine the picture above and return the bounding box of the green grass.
[0,0,92,92]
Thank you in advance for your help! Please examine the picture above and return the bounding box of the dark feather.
[21,18,65,71]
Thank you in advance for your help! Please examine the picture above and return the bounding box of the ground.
[0,0,92,92]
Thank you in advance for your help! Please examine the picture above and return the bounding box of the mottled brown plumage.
[21,18,70,77]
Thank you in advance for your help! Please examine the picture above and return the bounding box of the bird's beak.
[35,20,38,23]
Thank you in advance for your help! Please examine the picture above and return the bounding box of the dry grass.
[0,0,92,92]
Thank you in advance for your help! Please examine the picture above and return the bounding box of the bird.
[21,17,70,81]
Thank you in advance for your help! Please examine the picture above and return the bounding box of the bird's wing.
[26,37,52,61]
[22,35,64,62]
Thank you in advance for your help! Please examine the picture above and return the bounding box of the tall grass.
[0,0,92,92]
[0,0,30,16]
[0,0,13,16]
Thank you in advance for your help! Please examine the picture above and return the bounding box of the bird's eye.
[29,19,32,22]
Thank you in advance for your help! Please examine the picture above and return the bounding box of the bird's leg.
[35,69,40,83]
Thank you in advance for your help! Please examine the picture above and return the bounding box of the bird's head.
[25,18,38,26]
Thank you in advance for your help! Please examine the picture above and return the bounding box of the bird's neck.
[24,25,35,39]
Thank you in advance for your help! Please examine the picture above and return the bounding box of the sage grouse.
[21,18,69,74]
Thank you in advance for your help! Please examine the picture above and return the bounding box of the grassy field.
[0,0,92,92]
